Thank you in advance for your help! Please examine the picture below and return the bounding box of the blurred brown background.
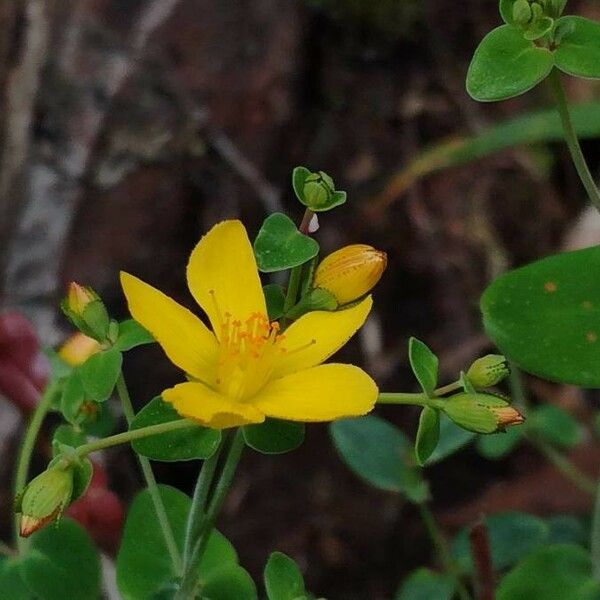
[2,1,600,598]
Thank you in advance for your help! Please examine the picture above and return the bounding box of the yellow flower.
[58,332,102,366]
[120,220,378,429]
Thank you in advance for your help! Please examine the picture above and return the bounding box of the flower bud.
[442,392,524,434]
[58,332,102,367]
[466,355,510,388]
[303,171,335,209]
[513,0,532,24]
[313,244,387,305]
[61,282,110,342]
[17,464,74,537]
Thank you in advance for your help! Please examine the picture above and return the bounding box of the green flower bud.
[61,282,111,342]
[466,355,510,388]
[442,392,524,434]
[303,171,335,209]
[17,464,74,537]
[513,0,532,25]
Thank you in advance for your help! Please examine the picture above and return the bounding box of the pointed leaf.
[409,337,438,396]
[114,319,155,351]
[243,419,304,455]
[264,552,306,600]
[78,347,122,402]
[415,407,440,466]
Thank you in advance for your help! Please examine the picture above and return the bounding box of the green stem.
[13,381,58,551]
[182,435,227,569]
[114,375,183,574]
[528,435,595,496]
[433,380,462,397]
[418,504,472,600]
[74,418,194,458]
[549,69,600,213]
[177,430,246,599]
[377,392,429,406]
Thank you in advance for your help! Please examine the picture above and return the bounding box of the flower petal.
[163,382,265,429]
[120,272,217,380]
[271,296,372,379]
[252,363,377,422]
[187,220,267,336]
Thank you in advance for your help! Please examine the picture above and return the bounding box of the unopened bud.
[466,355,509,388]
[513,0,532,24]
[58,332,102,367]
[303,171,335,209]
[17,464,74,537]
[442,392,524,434]
[313,244,387,305]
[61,282,110,342]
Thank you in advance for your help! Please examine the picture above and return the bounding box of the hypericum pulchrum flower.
[17,464,74,537]
[313,244,387,306]
[121,220,378,429]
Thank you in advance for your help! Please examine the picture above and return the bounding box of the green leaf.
[78,347,122,402]
[395,568,455,600]
[528,405,583,448]
[330,416,429,503]
[425,414,476,464]
[499,0,517,24]
[476,426,522,459]
[555,17,600,79]
[481,246,600,387]
[264,552,306,600]
[243,419,304,455]
[415,407,440,466]
[21,519,101,600]
[60,372,87,425]
[547,515,588,546]
[408,337,438,396]
[497,545,599,600]
[452,512,549,573]
[263,284,286,320]
[117,486,241,599]
[523,16,554,41]
[253,213,319,273]
[130,397,221,462]
[114,319,155,351]
[0,559,33,600]
[201,564,257,600]
[467,25,553,101]
[81,400,116,437]
[52,424,87,457]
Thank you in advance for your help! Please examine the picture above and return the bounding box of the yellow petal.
[120,272,217,381]
[163,382,265,429]
[271,296,372,379]
[252,363,378,422]
[187,220,267,337]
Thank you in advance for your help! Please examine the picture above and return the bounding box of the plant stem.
[592,481,600,581]
[418,504,472,600]
[114,375,183,573]
[549,69,600,212]
[377,392,429,406]
[528,435,595,496]
[177,429,246,599]
[13,381,58,551]
[434,381,462,397]
[182,434,227,569]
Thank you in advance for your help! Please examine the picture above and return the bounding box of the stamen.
[281,339,317,355]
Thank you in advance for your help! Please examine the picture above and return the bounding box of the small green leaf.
[497,544,599,600]
[409,337,438,396]
[481,246,600,387]
[415,407,440,466]
[114,319,155,351]
[555,17,600,79]
[263,284,286,320]
[528,405,583,448]
[201,564,257,600]
[426,415,476,465]
[467,25,553,101]
[44,347,73,382]
[499,0,517,24]
[52,424,87,457]
[330,416,429,503]
[21,519,101,600]
[130,397,221,462]
[264,552,306,600]
[254,213,320,273]
[395,568,455,600]
[60,372,87,425]
[78,347,122,402]
[547,516,588,546]
[243,419,304,455]
[523,16,554,41]
[452,512,549,573]
[0,559,33,600]
[476,426,522,459]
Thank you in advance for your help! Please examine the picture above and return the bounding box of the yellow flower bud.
[466,354,510,388]
[66,283,97,316]
[313,244,387,305]
[58,332,102,367]
[17,464,74,537]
